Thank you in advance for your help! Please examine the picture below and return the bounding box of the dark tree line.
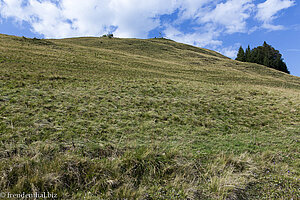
[236,42,290,74]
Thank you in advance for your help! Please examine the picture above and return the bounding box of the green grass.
[0,33,299,199]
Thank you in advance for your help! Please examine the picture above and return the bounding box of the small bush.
[101,34,114,38]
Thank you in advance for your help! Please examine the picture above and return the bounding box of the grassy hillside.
[0,33,299,199]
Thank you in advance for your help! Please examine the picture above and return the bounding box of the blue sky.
[1,0,299,76]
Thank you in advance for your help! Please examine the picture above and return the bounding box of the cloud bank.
[256,0,295,30]
[0,0,296,57]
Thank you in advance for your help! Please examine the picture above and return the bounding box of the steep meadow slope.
[0,34,299,199]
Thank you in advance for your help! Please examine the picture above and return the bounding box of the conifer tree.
[236,42,290,74]
[263,56,270,67]
[236,46,245,62]
[245,45,251,62]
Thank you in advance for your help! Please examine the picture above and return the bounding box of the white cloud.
[163,0,255,48]
[0,0,296,52]
[256,0,295,30]
[217,44,241,59]
[199,0,254,33]
[0,0,75,38]
[261,23,285,31]
[164,25,222,48]
[176,0,212,21]
[0,0,177,38]
[109,0,176,38]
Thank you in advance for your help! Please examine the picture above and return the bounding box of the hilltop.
[0,34,299,199]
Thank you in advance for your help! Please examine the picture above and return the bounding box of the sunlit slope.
[1,34,300,88]
[58,37,300,87]
[0,34,299,199]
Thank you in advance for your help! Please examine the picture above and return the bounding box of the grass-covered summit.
[0,34,299,199]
